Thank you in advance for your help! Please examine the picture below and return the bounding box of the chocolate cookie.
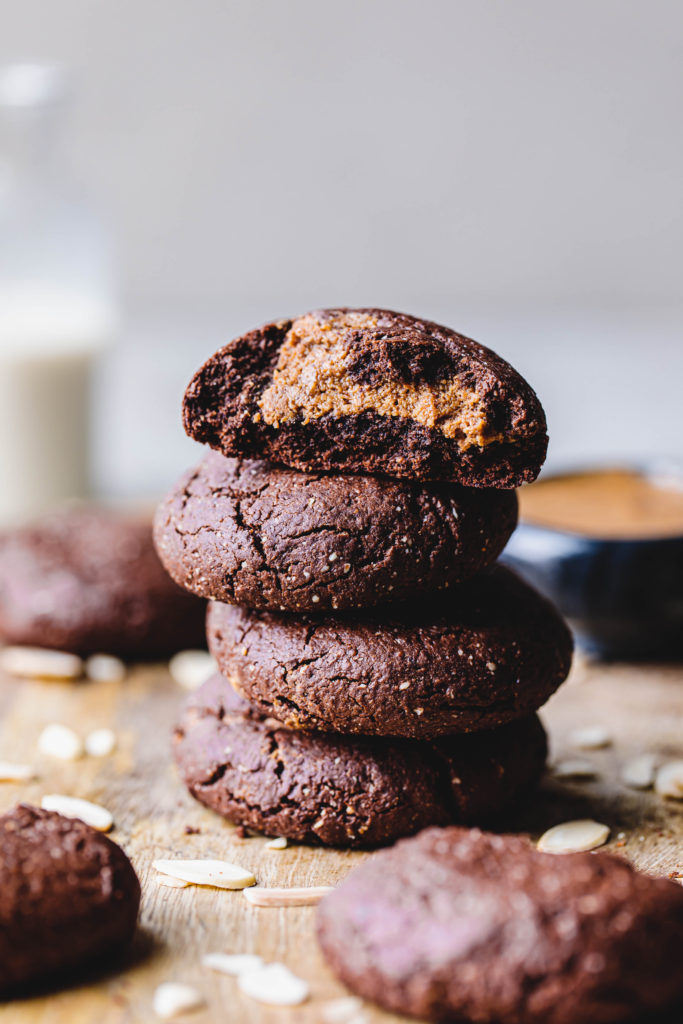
[0,805,140,992]
[154,451,518,613]
[0,508,205,658]
[207,566,573,738]
[173,674,547,847]
[317,826,683,1024]
[183,308,547,488]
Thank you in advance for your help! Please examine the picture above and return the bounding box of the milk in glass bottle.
[0,63,116,525]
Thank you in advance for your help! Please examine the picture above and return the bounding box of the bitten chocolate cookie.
[0,508,205,658]
[154,451,518,613]
[0,805,140,992]
[317,827,683,1024]
[207,566,572,738]
[173,674,547,847]
[183,308,547,488]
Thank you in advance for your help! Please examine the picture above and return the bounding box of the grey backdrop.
[2,1,682,496]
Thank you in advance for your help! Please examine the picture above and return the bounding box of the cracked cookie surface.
[206,565,573,738]
[153,452,518,612]
[0,508,206,658]
[173,675,547,847]
[182,308,548,488]
[317,826,683,1023]
[0,805,140,992]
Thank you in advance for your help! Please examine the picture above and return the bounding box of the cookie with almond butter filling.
[153,451,518,613]
[182,308,547,488]
[0,805,140,992]
[173,674,547,847]
[317,826,683,1023]
[206,565,573,738]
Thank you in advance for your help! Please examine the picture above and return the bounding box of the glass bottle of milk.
[0,63,116,525]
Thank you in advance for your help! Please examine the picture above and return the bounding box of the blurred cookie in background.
[0,507,206,660]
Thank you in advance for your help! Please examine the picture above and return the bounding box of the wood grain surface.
[0,653,681,1022]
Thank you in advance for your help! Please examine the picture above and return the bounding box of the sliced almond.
[0,646,83,680]
[621,753,657,790]
[322,997,365,1024]
[201,952,264,976]
[568,725,612,750]
[41,794,114,832]
[153,982,205,1019]
[264,836,288,850]
[37,723,83,760]
[238,963,309,1006]
[654,760,683,799]
[157,876,190,889]
[85,728,117,757]
[0,760,35,782]
[168,650,216,690]
[243,885,333,907]
[153,858,255,890]
[537,819,609,854]
[552,758,596,779]
[85,654,126,683]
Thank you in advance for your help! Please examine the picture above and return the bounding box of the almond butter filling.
[256,312,503,450]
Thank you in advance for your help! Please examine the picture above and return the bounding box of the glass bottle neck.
[0,64,68,186]
[0,104,63,183]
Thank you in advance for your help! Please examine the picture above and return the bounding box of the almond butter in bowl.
[507,466,683,659]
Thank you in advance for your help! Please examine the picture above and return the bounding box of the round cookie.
[207,566,573,738]
[183,308,548,488]
[154,451,518,613]
[0,805,140,992]
[0,507,206,658]
[173,674,547,848]
[317,826,683,1024]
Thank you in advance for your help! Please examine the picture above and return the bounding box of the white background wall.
[2,1,682,496]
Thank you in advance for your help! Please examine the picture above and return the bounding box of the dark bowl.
[501,469,683,660]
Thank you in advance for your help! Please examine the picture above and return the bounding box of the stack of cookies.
[154,308,573,848]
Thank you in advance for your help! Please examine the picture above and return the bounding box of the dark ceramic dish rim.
[517,459,683,545]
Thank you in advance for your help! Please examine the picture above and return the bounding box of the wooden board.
[0,653,681,1023]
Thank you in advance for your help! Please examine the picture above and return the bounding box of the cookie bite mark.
[256,310,503,451]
